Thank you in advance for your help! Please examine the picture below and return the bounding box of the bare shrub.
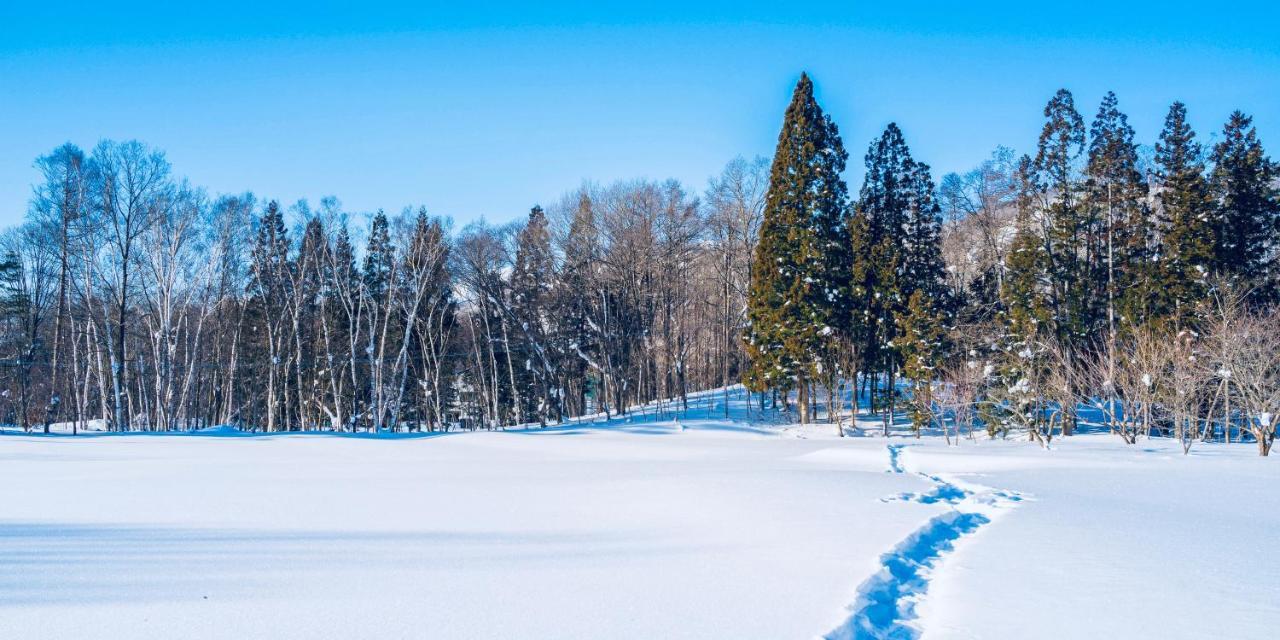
[1219,312,1280,456]
[936,355,988,445]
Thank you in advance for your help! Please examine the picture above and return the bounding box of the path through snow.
[826,444,1024,640]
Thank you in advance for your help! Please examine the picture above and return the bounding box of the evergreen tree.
[1085,91,1154,335]
[327,221,361,429]
[1033,89,1095,346]
[247,200,292,431]
[510,206,556,423]
[363,211,394,305]
[295,216,329,426]
[902,159,951,308]
[1004,155,1054,342]
[897,290,947,436]
[362,210,396,429]
[0,251,31,430]
[553,191,599,416]
[1154,102,1215,328]
[744,73,850,424]
[1210,111,1280,301]
[249,201,291,304]
[997,154,1056,433]
[402,209,455,431]
[852,123,943,427]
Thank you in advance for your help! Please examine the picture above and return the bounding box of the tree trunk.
[797,378,810,424]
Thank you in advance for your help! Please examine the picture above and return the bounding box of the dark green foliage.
[897,290,947,434]
[1003,155,1053,340]
[1154,102,1215,328]
[249,200,290,303]
[552,192,599,416]
[510,206,556,422]
[852,124,937,370]
[850,122,950,428]
[744,73,851,400]
[1084,91,1155,334]
[1034,89,1097,346]
[0,252,28,321]
[363,210,394,303]
[1210,111,1280,301]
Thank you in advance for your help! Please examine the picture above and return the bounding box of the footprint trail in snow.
[826,444,1024,640]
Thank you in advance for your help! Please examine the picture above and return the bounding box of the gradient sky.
[1,2,1277,228]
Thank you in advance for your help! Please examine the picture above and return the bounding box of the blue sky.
[1,2,1277,227]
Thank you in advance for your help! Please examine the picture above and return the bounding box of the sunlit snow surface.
[1,388,1276,639]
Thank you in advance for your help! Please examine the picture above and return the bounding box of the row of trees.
[745,74,1279,454]
[1,141,771,432]
[6,73,1276,453]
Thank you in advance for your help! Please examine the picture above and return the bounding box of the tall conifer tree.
[1210,111,1280,301]
[744,73,850,423]
[852,123,945,428]
[1085,91,1153,335]
[1003,156,1054,339]
[1154,102,1215,327]
[510,206,556,423]
[1033,89,1095,347]
[553,191,599,416]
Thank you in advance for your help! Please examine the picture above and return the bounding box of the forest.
[3,74,1277,455]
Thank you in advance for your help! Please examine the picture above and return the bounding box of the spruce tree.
[1154,102,1215,328]
[744,73,850,424]
[1210,111,1279,301]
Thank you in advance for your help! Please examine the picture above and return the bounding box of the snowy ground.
[2,389,1276,639]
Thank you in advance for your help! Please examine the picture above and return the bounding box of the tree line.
[6,73,1278,453]
[2,141,770,432]
[746,74,1280,454]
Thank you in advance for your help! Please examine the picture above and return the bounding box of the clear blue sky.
[1,2,1277,227]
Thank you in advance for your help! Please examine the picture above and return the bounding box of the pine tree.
[1085,91,1154,335]
[1210,111,1280,301]
[1154,102,1215,328]
[744,73,850,424]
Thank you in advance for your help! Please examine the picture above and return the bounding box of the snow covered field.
[2,389,1276,639]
